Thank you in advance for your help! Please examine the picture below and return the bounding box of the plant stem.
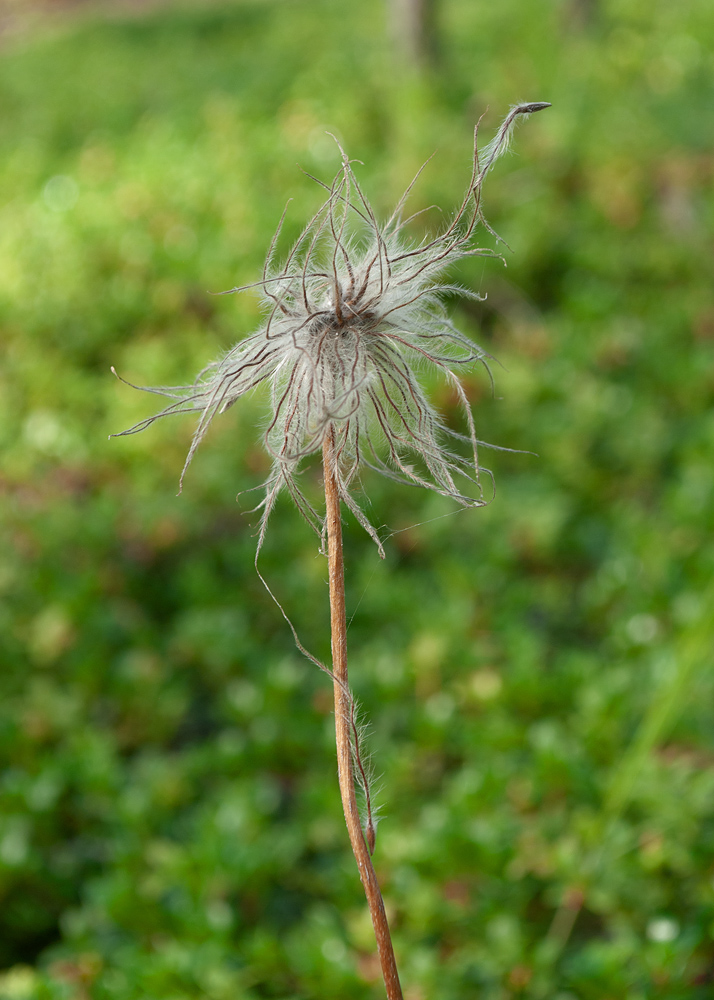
[323,428,404,1000]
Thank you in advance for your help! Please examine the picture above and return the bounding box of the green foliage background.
[1,0,713,997]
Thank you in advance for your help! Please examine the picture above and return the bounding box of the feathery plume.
[113,103,550,556]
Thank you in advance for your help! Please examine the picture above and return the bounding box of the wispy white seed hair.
[113,103,550,556]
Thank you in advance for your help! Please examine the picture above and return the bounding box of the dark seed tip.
[516,102,552,115]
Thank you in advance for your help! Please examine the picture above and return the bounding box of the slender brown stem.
[323,428,404,1000]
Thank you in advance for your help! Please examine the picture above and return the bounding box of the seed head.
[113,103,549,555]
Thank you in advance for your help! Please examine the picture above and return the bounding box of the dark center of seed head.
[311,307,376,339]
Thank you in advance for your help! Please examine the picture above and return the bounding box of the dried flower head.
[114,103,549,555]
